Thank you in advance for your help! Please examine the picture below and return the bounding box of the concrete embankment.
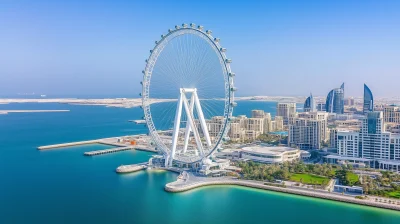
[165,180,400,211]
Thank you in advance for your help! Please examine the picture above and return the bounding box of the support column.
[169,93,184,167]
[183,94,195,153]
[193,90,212,148]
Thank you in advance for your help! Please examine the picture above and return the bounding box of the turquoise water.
[1,102,400,223]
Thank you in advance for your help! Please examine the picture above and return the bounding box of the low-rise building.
[240,146,300,164]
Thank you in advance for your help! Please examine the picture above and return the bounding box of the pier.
[84,146,134,156]
[38,140,99,150]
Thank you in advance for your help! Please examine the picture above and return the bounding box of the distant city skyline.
[1,0,400,97]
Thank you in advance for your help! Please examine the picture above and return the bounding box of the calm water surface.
[0,102,399,224]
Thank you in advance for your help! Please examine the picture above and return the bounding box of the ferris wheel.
[141,23,236,167]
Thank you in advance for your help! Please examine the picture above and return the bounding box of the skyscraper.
[363,84,374,114]
[325,83,344,114]
[304,93,316,112]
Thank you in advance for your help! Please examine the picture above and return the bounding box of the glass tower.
[363,84,374,114]
[325,83,344,114]
[304,93,316,112]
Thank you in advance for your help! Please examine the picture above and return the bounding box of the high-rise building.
[383,105,400,124]
[251,110,265,118]
[344,97,355,106]
[272,116,284,131]
[326,111,400,171]
[226,112,283,142]
[288,112,329,150]
[360,112,390,161]
[363,84,374,114]
[317,103,326,111]
[325,83,345,114]
[304,93,316,112]
[337,130,360,157]
[276,102,296,125]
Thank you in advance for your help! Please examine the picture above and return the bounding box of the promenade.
[165,172,400,211]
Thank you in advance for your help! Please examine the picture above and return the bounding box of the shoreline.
[0,110,69,115]
[0,98,175,109]
[165,178,400,212]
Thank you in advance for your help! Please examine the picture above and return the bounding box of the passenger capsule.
[229,72,235,77]
[145,59,148,63]
[142,70,145,74]
[150,50,153,53]
[230,87,238,92]
[214,38,220,42]
[140,81,143,85]
[220,48,226,52]
[190,23,196,28]
[206,30,212,34]
[222,137,230,142]
[155,40,158,44]
[175,25,180,29]
[225,59,232,63]
[139,93,142,96]
[161,34,165,38]
[230,102,237,107]
[182,23,188,28]
[168,29,173,33]
[197,25,204,30]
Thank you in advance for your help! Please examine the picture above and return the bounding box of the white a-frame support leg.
[169,92,183,167]
[183,94,195,154]
[168,88,212,167]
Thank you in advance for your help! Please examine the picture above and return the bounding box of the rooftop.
[242,146,298,155]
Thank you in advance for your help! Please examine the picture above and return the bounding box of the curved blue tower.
[363,84,374,114]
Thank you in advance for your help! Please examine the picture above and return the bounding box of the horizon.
[1,0,400,97]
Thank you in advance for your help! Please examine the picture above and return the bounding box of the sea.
[0,101,400,224]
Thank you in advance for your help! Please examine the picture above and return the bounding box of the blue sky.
[0,0,399,97]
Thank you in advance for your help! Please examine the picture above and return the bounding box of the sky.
[0,0,399,98]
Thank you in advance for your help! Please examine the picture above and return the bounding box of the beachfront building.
[326,111,400,172]
[304,93,316,112]
[360,112,390,161]
[363,84,374,114]
[288,112,329,150]
[276,102,296,125]
[240,146,300,164]
[325,83,345,114]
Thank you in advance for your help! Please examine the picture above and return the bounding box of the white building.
[241,146,300,164]
[337,130,359,157]
[360,112,391,161]
[276,102,296,125]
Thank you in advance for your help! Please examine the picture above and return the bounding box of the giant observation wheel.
[141,23,236,166]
